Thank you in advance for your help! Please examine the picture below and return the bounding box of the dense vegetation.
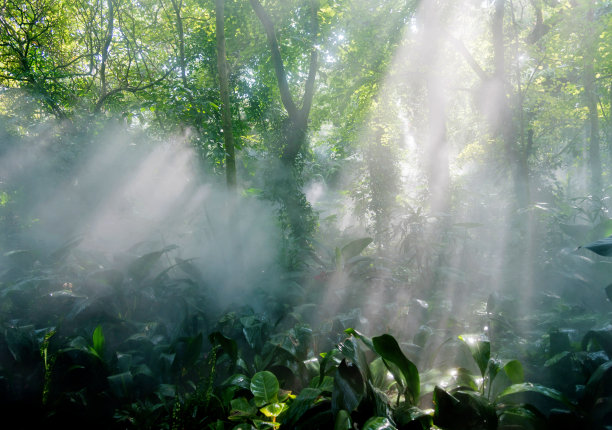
[1,0,612,428]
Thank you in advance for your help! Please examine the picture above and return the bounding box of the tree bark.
[215,0,237,189]
[584,1,602,197]
[249,0,319,166]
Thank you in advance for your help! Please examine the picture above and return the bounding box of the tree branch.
[249,0,298,118]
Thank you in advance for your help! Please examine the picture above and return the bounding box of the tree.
[215,0,237,189]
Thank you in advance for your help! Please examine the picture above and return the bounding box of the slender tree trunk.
[100,0,114,102]
[492,0,530,209]
[421,2,450,214]
[249,0,319,254]
[584,1,601,197]
[215,0,236,189]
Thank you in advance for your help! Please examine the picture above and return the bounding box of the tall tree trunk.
[584,1,601,197]
[249,0,319,255]
[492,0,530,209]
[249,0,318,166]
[215,0,237,189]
[421,1,450,215]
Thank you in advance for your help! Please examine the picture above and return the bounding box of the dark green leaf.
[459,335,490,378]
[282,387,321,427]
[250,371,279,407]
[580,236,612,257]
[332,359,364,414]
[496,383,574,409]
[362,416,397,430]
[209,331,238,361]
[334,409,352,430]
[582,328,612,357]
[503,359,524,384]
[372,334,420,404]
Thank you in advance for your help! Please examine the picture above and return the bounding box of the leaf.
[229,397,258,421]
[459,335,490,378]
[209,331,238,361]
[341,238,373,261]
[282,387,321,427]
[107,372,133,398]
[503,359,524,384]
[332,360,364,414]
[372,334,420,404]
[334,410,352,430]
[584,360,612,402]
[223,374,251,390]
[250,371,279,407]
[582,328,612,357]
[345,328,374,350]
[580,236,612,256]
[92,324,105,358]
[362,417,397,430]
[49,236,83,263]
[127,246,177,281]
[259,402,288,418]
[496,383,574,409]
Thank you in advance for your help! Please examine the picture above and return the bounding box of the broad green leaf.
[362,417,397,430]
[503,360,524,384]
[282,387,321,427]
[229,397,258,421]
[496,383,574,409]
[334,409,352,430]
[459,335,490,378]
[393,404,433,428]
[250,371,279,407]
[259,402,288,418]
[107,372,133,398]
[341,238,373,261]
[332,360,364,414]
[345,328,374,349]
[49,236,83,263]
[581,328,612,357]
[372,334,420,404]
[209,331,238,361]
[585,360,612,401]
[580,236,612,256]
[223,374,251,390]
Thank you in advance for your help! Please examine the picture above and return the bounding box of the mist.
[1,0,611,428]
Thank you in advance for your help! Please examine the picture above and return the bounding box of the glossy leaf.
[209,331,238,361]
[92,324,105,359]
[260,402,288,418]
[332,359,364,414]
[459,335,490,378]
[496,383,574,409]
[362,416,397,430]
[503,359,524,384]
[282,387,321,427]
[372,334,420,404]
[581,328,612,357]
[334,409,352,430]
[250,371,279,407]
[580,236,612,256]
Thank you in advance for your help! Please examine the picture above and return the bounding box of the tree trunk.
[584,1,601,197]
[215,0,237,189]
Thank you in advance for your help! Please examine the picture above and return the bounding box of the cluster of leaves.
[1,230,612,429]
